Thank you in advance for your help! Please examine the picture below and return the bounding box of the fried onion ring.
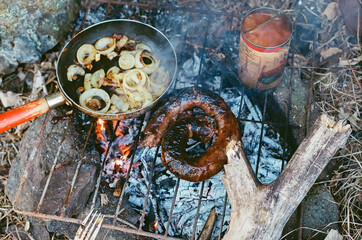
[79,88,111,113]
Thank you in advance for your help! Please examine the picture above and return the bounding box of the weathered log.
[221,114,351,240]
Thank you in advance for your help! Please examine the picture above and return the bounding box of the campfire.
[0,1,360,240]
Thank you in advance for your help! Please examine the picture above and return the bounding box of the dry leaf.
[320,47,342,60]
[322,2,338,21]
[293,54,308,67]
[0,91,22,108]
[31,69,47,98]
[324,229,343,240]
[339,56,362,67]
[24,221,30,231]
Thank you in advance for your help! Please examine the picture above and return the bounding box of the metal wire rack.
[12,0,318,239]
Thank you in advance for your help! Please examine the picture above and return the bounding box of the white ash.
[121,84,288,239]
[76,7,106,29]
[176,52,201,89]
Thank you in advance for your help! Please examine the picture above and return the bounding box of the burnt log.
[221,114,351,240]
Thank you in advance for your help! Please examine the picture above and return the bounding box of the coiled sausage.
[142,87,241,182]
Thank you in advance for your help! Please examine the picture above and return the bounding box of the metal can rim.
[240,7,293,50]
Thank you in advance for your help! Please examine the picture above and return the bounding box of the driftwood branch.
[221,114,351,240]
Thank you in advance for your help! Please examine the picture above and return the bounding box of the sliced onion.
[114,72,125,86]
[111,94,129,112]
[107,51,118,60]
[122,69,148,91]
[84,73,92,91]
[120,50,140,55]
[124,87,153,108]
[67,65,85,81]
[116,35,129,50]
[118,53,135,70]
[135,50,159,74]
[107,66,121,80]
[90,69,105,88]
[79,88,110,113]
[76,44,97,65]
[95,53,101,62]
[136,43,152,52]
[94,37,116,55]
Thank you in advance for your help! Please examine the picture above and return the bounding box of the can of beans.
[238,8,292,90]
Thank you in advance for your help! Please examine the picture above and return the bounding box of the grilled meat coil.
[142,87,241,182]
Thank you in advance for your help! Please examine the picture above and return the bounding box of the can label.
[238,34,290,90]
[237,8,292,90]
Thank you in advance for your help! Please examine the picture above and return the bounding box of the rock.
[28,221,51,240]
[2,220,50,240]
[38,164,97,217]
[5,105,99,213]
[283,185,339,240]
[0,0,79,75]
[273,68,320,144]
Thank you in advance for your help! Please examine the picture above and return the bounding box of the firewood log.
[222,114,351,240]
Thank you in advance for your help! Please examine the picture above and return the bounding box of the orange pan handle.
[0,92,66,133]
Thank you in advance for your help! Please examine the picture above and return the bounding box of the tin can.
[238,8,292,90]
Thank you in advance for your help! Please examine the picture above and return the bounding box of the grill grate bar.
[138,146,160,231]
[238,118,300,128]
[218,193,228,239]
[113,115,145,224]
[36,117,72,212]
[18,210,182,240]
[90,120,121,211]
[164,177,180,237]
[255,91,269,176]
[60,118,95,216]
[196,19,211,86]
[14,110,52,208]
[281,62,296,170]
[94,0,241,17]
[12,1,317,239]
[191,181,206,240]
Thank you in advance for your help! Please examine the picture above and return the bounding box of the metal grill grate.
[13,1,318,239]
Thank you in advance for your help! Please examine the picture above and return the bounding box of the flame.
[154,220,158,231]
[96,119,107,150]
[95,119,136,175]
[113,121,124,137]
[120,144,132,159]
[97,118,106,131]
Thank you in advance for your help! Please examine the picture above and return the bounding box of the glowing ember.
[95,118,141,187]
[154,220,159,232]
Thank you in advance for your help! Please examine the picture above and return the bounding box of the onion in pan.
[79,88,111,113]
[94,37,116,55]
[76,44,97,66]
[90,69,105,88]
[67,65,85,81]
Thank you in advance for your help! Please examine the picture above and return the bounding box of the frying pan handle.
[0,92,66,133]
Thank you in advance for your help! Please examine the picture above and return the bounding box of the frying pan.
[0,19,177,133]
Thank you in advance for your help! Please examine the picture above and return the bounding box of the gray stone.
[283,185,339,240]
[0,0,79,75]
[273,68,320,144]
[38,163,97,217]
[5,106,100,214]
